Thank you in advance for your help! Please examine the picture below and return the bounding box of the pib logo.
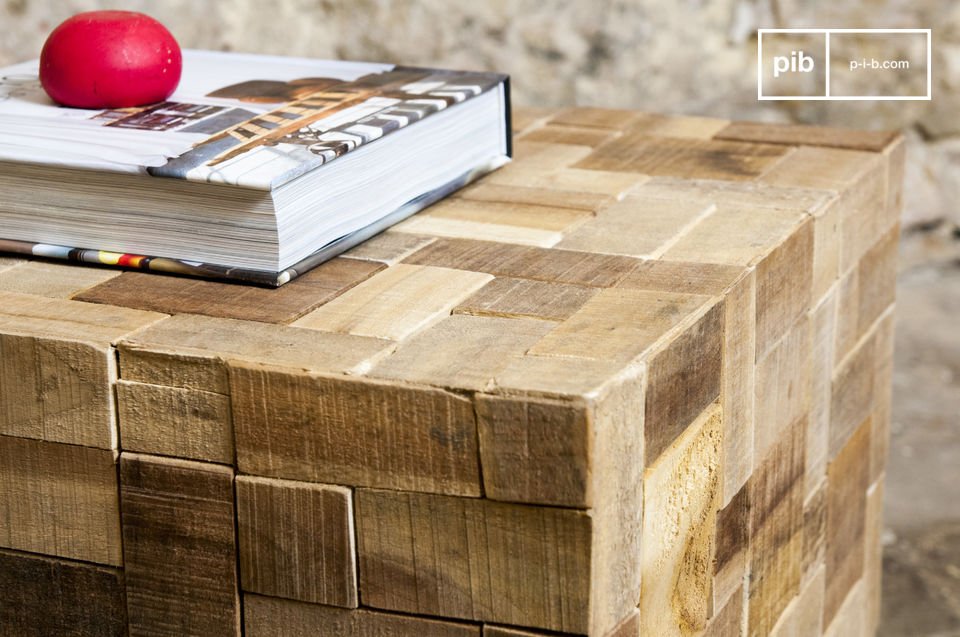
[773,50,815,78]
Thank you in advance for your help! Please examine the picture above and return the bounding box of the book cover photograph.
[0,50,512,285]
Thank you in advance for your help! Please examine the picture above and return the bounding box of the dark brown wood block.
[0,548,127,637]
[120,453,239,637]
[404,238,642,288]
[237,476,356,607]
[704,587,744,637]
[748,417,805,637]
[824,417,871,627]
[75,257,383,324]
[454,276,599,321]
[231,362,481,495]
[356,489,592,634]
[644,301,723,464]
[714,121,899,152]
[575,134,790,180]
[244,594,481,637]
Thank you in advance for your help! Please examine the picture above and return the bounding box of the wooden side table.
[0,107,902,637]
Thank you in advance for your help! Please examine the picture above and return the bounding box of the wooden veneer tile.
[715,121,898,152]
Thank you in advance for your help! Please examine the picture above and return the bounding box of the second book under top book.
[0,50,512,286]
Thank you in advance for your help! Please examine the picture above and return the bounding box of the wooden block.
[824,418,870,627]
[340,230,436,265]
[871,309,895,483]
[116,380,233,464]
[456,181,615,212]
[575,134,790,180]
[395,211,571,247]
[483,625,577,637]
[637,176,830,214]
[637,114,730,140]
[556,195,715,258]
[748,417,805,637]
[522,168,649,199]
[412,197,596,239]
[0,548,127,637]
[808,290,837,498]
[769,566,825,637]
[704,586,744,637]
[833,265,860,364]
[356,489,592,634]
[661,205,807,268]
[292,264,492,340]
[493,354,627,398]
[802,480,827,585]
[119,314,393,388]
[484,141,592,187]
[0,255,26,272]
[883,134,905,227]
[0,291,164,448]
[0,260,120,298]
[236,476,356,607]
[549,107,647,130]
[476,395,590,507]
[823,579,867,637]
[244,594,480,637]
[754,315,812,464]
[370,314,554,392]
[0,435,121,565]
[75,257,384,324]
[616,259,745,296]
[644,301,724,464]
[528,287,714,365]
[714,121,898,152]
[720,269,757,504]
[404,238,642,288]
[714,484,749,614]
[755,216,814,360]
[589,367,646,637]
[829,330,876,460]
[640,404,722,637]
[120,453,239,637]
[864,476,885,636]
[520,123,621,147]
[604,610,640,637]
[455,277,598,322]
[231,363,479,495]
[512,106,555,135]
[838,155,887,273]
[857,226,899,336]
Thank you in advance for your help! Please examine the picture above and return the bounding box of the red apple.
[39,11,182,109]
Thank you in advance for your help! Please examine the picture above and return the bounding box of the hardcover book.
[0,50,511,286]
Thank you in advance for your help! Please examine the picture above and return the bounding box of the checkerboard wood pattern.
[0,106,902,637]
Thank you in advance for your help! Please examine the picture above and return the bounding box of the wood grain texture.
[556,195,714,258]
[770,566,825,637]
[292,264,492,340]
[837,154,887,273]
[865,476,885,637]
[237,476,356,607]
[520,123,621,147]
[0,435,121,565]
[824,418,870,627]
[0,260,120,298]
[116,380,233,464]
[883,134,906,227]
[640,404,722,637]
[119,314,393,386]
[549,107,647,130]
[455,181,615,212]
[369,314,554,392]
[615,259,745,296]
[340,231,436,265]
[75,257,384,324]
[748,416,805,637]
[0,291,164,448]
[476,395,590,507]
[823,579,867,637]
[356,489,592,634]
[454,277,598,322]
[644,301,724,465]
[231,363,480,495]
[120,453,239,637]
[802,480,828,586]
[714,484,749,615]
[871,309,895,484]
[704,586,744,637]
[857,226,899,337]
[808,290,837,499]
[576,133,790,180]
[519,167,649,198]
[0,548,127,637]
[404,238,643,288]
[714,121,898,152]
[244,594,480,637]
[829,328,876,461]
[529,288,714,366]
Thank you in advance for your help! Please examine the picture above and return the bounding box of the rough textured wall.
[0,0,956,226]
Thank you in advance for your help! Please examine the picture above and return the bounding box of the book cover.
[0,50,510,285]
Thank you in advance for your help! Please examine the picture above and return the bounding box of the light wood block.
[237,476,356,607]
[454,276,598,321]
[120,453,240,637]
[0,435,121,565]
[0,260,120,298]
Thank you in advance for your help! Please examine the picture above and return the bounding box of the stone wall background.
[1,0,957,226]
